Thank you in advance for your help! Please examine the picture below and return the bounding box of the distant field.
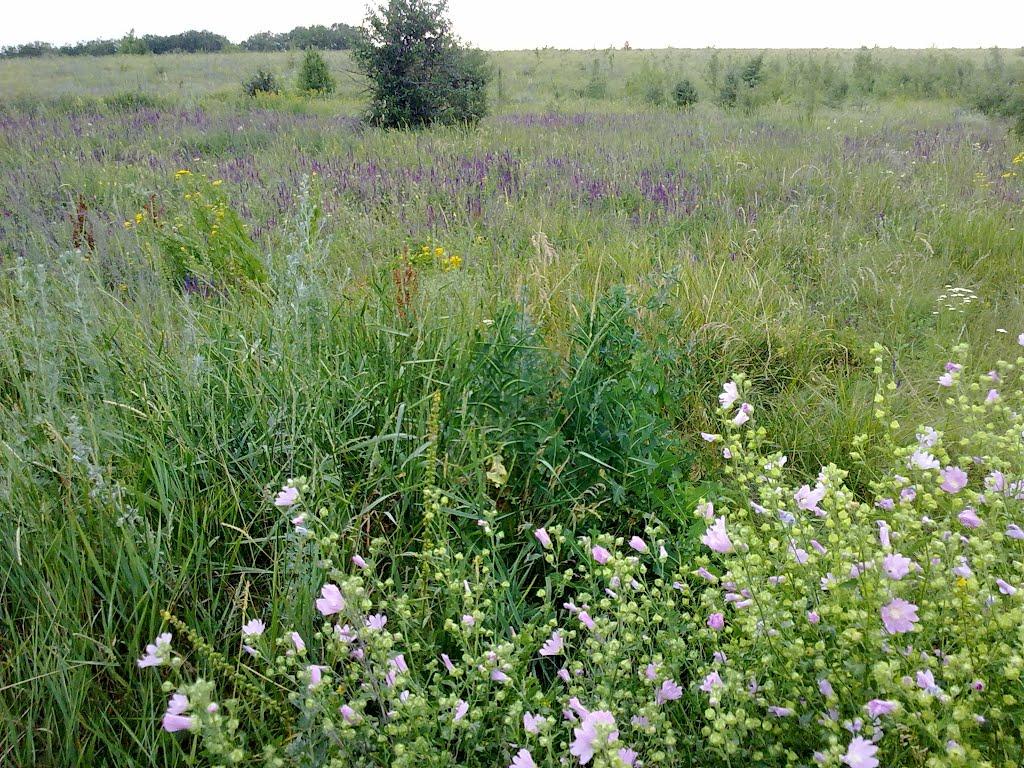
[2,48,1024,767]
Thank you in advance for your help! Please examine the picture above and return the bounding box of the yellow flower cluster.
[413,242,463,271]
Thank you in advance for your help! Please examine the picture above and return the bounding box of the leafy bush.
[297,50,335,95]
[625,61,666,106]
[243,69,281,98]
[102,91,167,112]
[352,0,490,128]
[672,79,698,109]
[143,342,1024,766]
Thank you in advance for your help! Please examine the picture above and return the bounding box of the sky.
[3,0,1023,49]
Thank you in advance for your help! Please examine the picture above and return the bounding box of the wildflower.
[274,485,299,508]
[882,553,913,580]
[569,710,618,765]
[707,612,725,630]
[365,613,388,630]
[340,704,358,724]
[539,630,564,657]
[491,669,510,683]
[701,516,734,554]
[864,699,898,718]
[940,466,968,493]
[617,748,638,767]
[162,693,194,733]
[441,653,455,673]
[308,664,324,688]
[880,598,919,634]
[986,389,999,403]
[510,749,536,768]
[534,528,552,549]
[700,432,720,442]
[733,402,753,426]
[997,578,1017,595]
[241,619,265,637]
[917,426,939,447]
[697,501,715,519]
[352,554,367,569]
[137,632,172,668]
[700,671,724,693]
[289,632,306,652]
[938,372,954,387]
[462,614,476,626]
[523,712,545,734]
[578,611,595,630]
[909,450,940,471]
[719,381,739,410]
[1019,332,1024,346]
[628,536,647,553]
[316,584,345,616]
[819,678,835,698]
[958,508,982,528]
[453,700,469,722]
[807,610,821,624]
[768,706,793,717]
[290,513,308,534]
[1007,524,1024,540]
[795,483,826,514]
[591,545,611,564]
[842,736,879,768]
[655,679,683,704]
[917,669,942,695]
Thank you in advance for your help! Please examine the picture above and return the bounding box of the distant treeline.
[0,24,359,58]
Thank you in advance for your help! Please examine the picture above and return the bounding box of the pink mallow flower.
[719,381,739,410]
[274,485,299,508]
[591,545,611,564]
[315,583,345,616]
[707,612,725,630]
[534,527,552,549]
[289,632,306,652]
[628,536,648,553]
[523,712,545,734]
[569,710,618,765]
[539,630,564,657]
[795,483,827,514]
[241,619,265,638]
[882,553,913,580]
[510,749,536,768]
[351,554,367,569]
[701,516,734,554]
[732,402,753,426]
[656,679,683,705]
[958,508,983,529]
[940,466,968,494]
[864,699,898,718]
[880,598,919,634]
[842,736,879,768]
[137,632,172,669]
[162,693,194,733]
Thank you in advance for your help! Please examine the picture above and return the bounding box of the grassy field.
[2,49,1024,766]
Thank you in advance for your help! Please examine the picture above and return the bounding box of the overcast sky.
[3,0,1023,49]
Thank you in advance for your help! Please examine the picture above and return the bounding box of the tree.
[297,49,335,94]
[352,0,490,129]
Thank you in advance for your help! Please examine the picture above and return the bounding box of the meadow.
[2,47,1024,767]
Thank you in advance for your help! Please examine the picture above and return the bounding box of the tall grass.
[1,50,1023,766]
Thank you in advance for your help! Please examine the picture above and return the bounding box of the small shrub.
[243,69,280,97]
[102,91,166,112]
[297,49,335,95]
[672,78,698,108]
